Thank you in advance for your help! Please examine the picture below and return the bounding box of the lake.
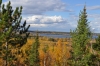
[39,33,70,38]
[38,33,98,39]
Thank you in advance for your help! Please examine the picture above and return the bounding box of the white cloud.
[88,14,100,18]
[5,0,71,14]
[30,24,47,27]
[3,0,100,33]
[23,15,71,31]
[88,14,100,33]
[3,0,74,32]
[76,4,84,6]
[24,15,65,24]
[67,15,79,28]
[87,5,100,10]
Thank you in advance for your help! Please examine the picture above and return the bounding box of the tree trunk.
[5,41,8,66]
[44,57,46,66]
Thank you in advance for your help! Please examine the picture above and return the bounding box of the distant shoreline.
[29,30,70,35]
[29,30,100,36]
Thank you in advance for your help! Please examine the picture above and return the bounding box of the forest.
[0,0,100,66]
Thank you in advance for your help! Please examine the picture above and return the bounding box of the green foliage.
[42,45,49,53]
[82,53,98,66]
[0,0,30,65]
[92,35,100,65]
[48,38,56,42]
[29,33,40,66]
[0,0,30,45]
[70,6,92,66]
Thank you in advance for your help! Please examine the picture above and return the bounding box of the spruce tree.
[70,6,92,66]
[29,33,40,66]
[0,0,30,66]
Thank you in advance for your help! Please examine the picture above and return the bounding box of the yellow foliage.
[0,37,71,66]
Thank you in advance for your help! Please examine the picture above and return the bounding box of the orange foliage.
[0,37,71,66]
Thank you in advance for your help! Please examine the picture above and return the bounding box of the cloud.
[23,15,72,31]
[88,14,100,33]
[3,0,74,32]
[68,14,79,28]
[76,4,84,6]
[88,14,100,18]
[5,0,71,14]
[66,9,74,12]
[4,0,100,33]
[87,5,100,10]
[29,24,47,27]
[24,15,66,25]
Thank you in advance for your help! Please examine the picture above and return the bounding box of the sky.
[3,0,100,33]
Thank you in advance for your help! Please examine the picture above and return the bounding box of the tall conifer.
[29,33,40,66]
[0,0,30,65]
[70,6,92,66]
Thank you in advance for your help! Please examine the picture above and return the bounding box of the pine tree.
[0,0,30,66]
[29,33,40,66]
[70,6,92,66]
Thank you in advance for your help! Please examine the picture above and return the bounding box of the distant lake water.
[39,34,70,38]
[38,33,98,39]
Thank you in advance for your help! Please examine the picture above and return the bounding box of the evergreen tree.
[29,33,40,66]
[0,0,30,66]
[70,6,92,66]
